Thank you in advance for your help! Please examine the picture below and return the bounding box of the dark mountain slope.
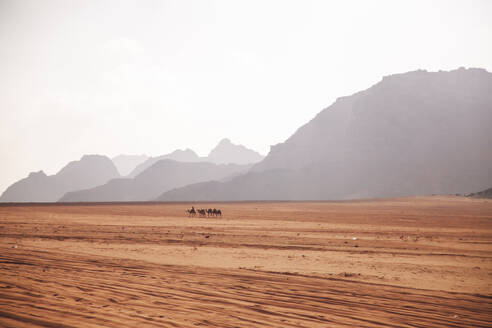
[468,187,492,199]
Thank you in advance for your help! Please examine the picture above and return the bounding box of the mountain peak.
[28,170,47,178]
[218,138,232,145]
[208,138,264,165]
[81,154,106,160]
[170,148,198,156]
[210,138,239,153]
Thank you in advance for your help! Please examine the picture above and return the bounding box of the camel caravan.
[186,206,222,218]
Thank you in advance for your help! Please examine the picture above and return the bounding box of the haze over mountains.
[0,139,264,202]
[0,155,120,202]
[128,149,202,178]
[158,68,492,201]
[2,68,491,203]
[128,139,264,178]
[207,138,264,165]
[60,160,251,202]
[112,154,149,176]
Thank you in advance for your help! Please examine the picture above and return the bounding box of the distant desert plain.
[1,196,491,327]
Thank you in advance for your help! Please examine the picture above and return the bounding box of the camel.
[212,208,222,217]
[186,207,221,218]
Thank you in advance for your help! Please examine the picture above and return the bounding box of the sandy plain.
[0,196,491,327]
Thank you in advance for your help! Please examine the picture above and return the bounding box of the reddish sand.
[0,196,491,327]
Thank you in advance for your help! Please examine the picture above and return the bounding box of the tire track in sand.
[1,248,490,328]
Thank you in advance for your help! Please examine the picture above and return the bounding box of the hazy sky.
[1,0,491,193]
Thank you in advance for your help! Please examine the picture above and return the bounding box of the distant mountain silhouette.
[59,160,252,202]
[0,155,120,202]
[467,187,492,199]
[157,68,492,201]
[128,149,201,177]
[128,140,263,177]
[112,154,149,176]
[207,138,264,165]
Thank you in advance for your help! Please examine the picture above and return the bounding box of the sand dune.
[0,196,491,327]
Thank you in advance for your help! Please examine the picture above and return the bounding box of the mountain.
[157,68,492,201]
[467,187,492,199]
[128,149,200,178]
[128,140,263,177]
[112,154,149,176]
[207,138,264,165]
[59,160,252,202]
[156,169,298,201]
[0,155,120,202]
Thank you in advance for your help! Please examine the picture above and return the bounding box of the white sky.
[1,0,491,193]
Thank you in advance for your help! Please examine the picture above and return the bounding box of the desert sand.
[0,196,491,327]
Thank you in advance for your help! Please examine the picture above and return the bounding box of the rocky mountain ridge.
[157,68,492,201]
